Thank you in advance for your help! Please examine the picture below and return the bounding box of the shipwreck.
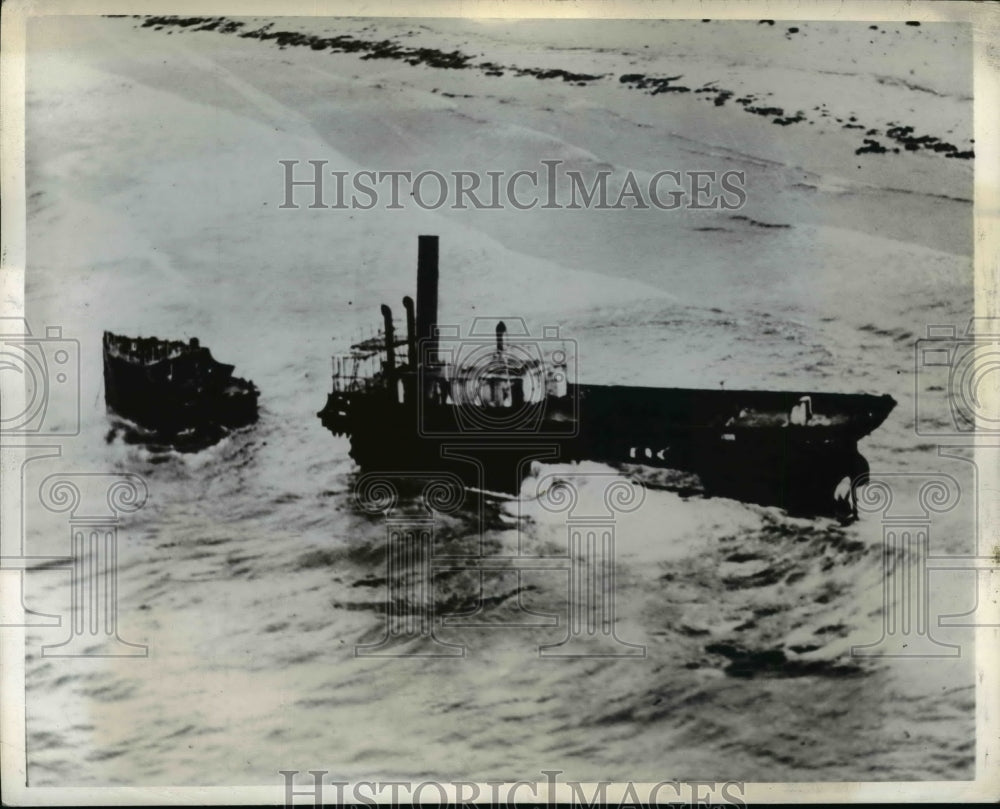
[317,236,895,517]
[103,331,259,450]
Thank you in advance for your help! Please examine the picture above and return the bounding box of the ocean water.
[19,15,977,786]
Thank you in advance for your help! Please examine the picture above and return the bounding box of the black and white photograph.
[1,0,997,804]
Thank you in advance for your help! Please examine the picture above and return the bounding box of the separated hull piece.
[103,331,259,451]
[318,235,897,518]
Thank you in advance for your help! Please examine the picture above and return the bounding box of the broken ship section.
[318,236,895,517]
[103,331,259,451]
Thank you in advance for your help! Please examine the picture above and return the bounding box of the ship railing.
[330,318,411,395]
[329,351,408,395]
[104,332,204,365]
[327,330,571,401]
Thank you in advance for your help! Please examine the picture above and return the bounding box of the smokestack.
[415,235,439,365]
[380,304,396,391]
[402,295,417,368]
[496,321,506,353]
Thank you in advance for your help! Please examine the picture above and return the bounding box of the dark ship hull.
[318,237,895,517]
[320,386,890,514]
[103,332,258,451]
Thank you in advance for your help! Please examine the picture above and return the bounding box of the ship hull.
[319,382,893,515]
[103,332,258,450]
